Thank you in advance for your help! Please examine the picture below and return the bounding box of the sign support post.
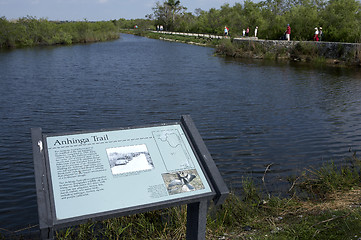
[186,199,208,240]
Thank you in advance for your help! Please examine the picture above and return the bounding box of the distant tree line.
[148,0,361,43]
[1,0,360,49]
[0,16,120,48]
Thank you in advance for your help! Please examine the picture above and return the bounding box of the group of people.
[223,24,323,41]
[224,26,259,38]
[156,25,164,31]
[242,27,258,37]
[283,24,323,41]
[313,27,323,41]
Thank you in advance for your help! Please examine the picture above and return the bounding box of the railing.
[151,31,225,39]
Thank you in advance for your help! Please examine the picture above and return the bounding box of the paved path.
[152,31,261,40]
[151,31,226,39]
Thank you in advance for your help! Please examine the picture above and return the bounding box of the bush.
[0,17,120,49]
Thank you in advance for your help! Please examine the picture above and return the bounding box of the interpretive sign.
[32,115,228,240]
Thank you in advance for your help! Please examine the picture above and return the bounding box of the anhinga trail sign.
[32,115,228,239]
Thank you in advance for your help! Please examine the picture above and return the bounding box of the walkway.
[152,31,226,39]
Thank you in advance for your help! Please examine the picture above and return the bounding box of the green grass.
[295,152,361,199]
[55,207,188,240]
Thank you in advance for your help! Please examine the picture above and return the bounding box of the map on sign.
[153,129,193,171]
[45,124,212,221]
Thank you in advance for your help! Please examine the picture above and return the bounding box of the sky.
[0,0,249,21]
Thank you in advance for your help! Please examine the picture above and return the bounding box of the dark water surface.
[1,34,361,230]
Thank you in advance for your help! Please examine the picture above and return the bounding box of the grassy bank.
[216,39,361,67]
[2,153,361,239]
[45,153,361,239]
[0,17,120,48]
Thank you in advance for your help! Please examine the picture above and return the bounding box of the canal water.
[1,33,361,231]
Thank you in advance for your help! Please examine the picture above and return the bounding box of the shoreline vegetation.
[216,38,361,67]
[0,17,121,48]
[216,39,361,67]
[2,153,361,239]
[126,29,361,67]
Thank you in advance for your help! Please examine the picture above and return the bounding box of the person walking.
[254,26,258,37]
[224,26,229,36]
[285,24,291,41]
[246,27,249,36]
[242,29,245,37]
[319,27,323,41]
[313,27,319,41]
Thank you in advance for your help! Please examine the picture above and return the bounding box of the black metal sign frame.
[31,115,228,239]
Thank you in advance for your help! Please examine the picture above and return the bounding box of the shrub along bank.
[0,17,120,48]
[216,38,361,66]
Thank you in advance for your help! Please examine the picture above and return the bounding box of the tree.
[196,8,222,34]
[166,0,181,23]
[285,0,319,40]
[148,0,360,42]
[152,1,171,30]
[152,0,186,30]
[320,0,361,42]
[176,12,196,32]
[241,1,266,36]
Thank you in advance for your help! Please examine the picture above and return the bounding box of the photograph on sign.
[45,124,212,221]
[106,144,154,175]
[162,169,205,195]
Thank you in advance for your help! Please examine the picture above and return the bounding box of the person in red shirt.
[285,24,291,41]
